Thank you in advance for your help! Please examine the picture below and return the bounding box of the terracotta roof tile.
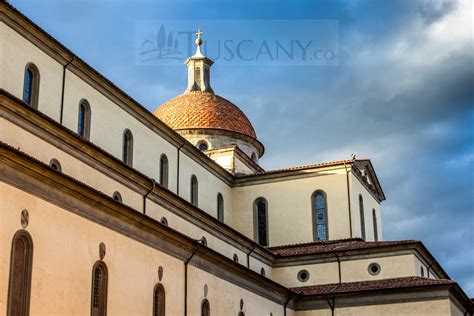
[268,238,420,256]
[238,159,356,177]
[154,91,257,139]
[291,276,454,296]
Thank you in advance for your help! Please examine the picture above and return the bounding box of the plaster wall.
[0,22,63,121]
[295,298,452,316]
[350,172,382,241]
[187,265,285,316]
[0,183,185,316]
[340,254,415,282]
[232,169,351,246]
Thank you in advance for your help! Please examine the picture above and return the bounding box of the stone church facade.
[0,2,472,315]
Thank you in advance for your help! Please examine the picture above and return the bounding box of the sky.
[9,0,473,296]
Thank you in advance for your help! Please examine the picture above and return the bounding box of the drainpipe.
[326,283,342,316]
[184,240,199,316]
[143,179,155,215]
[246,242,256,269]
[176,141,185,195]
[326,297,336,316]
[283,291,292,316]
[59,57,74,124]
[336,254,342,284]
[344,162,353,238]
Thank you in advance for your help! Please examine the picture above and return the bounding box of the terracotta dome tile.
[154,91,257,139]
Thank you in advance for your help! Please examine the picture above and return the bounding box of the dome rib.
[154,91,257,139]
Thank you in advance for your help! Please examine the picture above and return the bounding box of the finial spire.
[193,28,205,57]
[196,28,203,47]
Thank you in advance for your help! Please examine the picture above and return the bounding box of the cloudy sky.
[10,0,473,295]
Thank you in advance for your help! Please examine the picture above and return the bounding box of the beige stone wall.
[0,183,185,315]
[178,153,233,219]
[232,169,352,246]
[341,254,415,282]
[61,70,179,192]
[0,118,251,270]
[350,172,382,241]
[0,22,63,121]
[0,182,285,315]
[295,298,453,316]
[273,262,339,288]
[0,20,235,219]
[187,265,285,315]
[273,253,423,288]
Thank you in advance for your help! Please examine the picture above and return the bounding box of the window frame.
[7,229,33,316]
[90,261,108,316]
[23,63,40,109]
[311,190,329,241]
[152,283,165,316]
[359,194,366,240]
[201,298,210,316]
[159,154,169,189]
[122,129,134,167]
[217,193,224,222]
[78,99,91,140]
[372,208,378,241]
[253,197,269,246]
[190,175,198,206]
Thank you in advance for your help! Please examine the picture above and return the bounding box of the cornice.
[0,90,274,264]
[0,142,290,305]
[0,1,235,186]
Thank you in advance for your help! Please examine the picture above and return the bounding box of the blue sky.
[10,0,473,295]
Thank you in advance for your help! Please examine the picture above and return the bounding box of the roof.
[154,91,257,139]
[291,276,454,296]
[268,238,419,256]
[240,159,355,177]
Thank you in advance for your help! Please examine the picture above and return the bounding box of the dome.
[154,91,257,139]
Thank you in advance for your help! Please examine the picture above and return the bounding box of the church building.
[0,2,472,315]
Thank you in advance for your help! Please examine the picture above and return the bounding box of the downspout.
[142,178,155,215]
[59,57,74,124]
[246,242,256,269]
[283,291,292,316]
[344,162,353,238]
[176,141,185,195]
[336,254,342,284]
[326,297,336,316]
[326,283,342,316]
[184,240,199,316]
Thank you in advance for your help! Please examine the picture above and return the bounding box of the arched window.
[217,193,224,222]
[159,154,169,188]
[122,129,133,167]
[312,191,328,241]
[190,175,198,206]
[49,158,62,172]
[91,261,108,316]
[7,230,33,316]
[372,209,378,241]
[201,299,210,316]
[153,283,165,316]
[23,63,40,109]
[253,198,268,246]
[359,195,366,240]
[78,100,91,140]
